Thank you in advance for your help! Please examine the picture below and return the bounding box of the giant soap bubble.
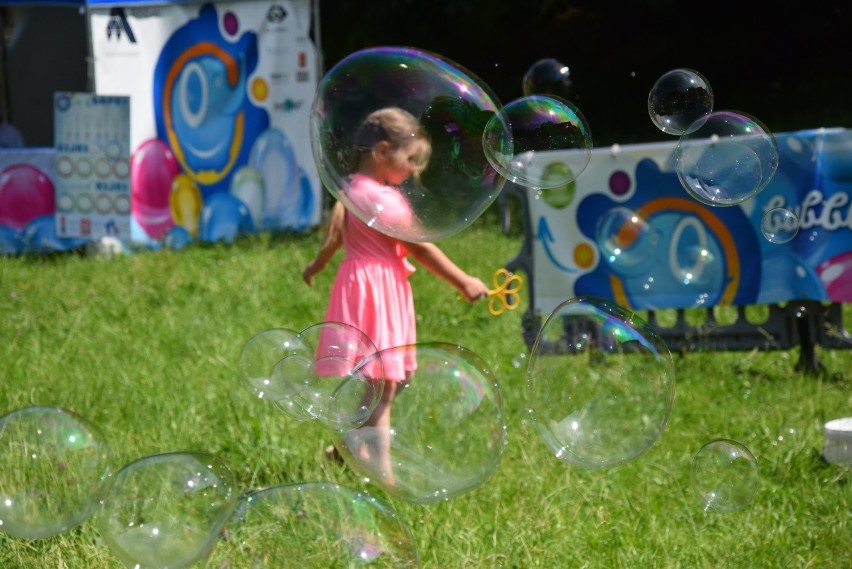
[522,58,573,100]
[0,406,112,539]
[675,111,779,206]
[335,343,507,503]
[526,297,675,469]
[97,451,238,569]
[310,46,508,242]
[483,95,592,189]
[208,483,420,568]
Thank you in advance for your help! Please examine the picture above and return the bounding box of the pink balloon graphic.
[0,164,55,230]
[817,251,852,302]
[131,138,180,239]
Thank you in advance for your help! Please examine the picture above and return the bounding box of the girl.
[303,107,489,482]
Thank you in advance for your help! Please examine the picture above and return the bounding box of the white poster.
[53,92,131,239]
[89,0,320,246]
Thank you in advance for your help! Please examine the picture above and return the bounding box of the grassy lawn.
[0,211,850,568]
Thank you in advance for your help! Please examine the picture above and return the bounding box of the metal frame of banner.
[499,183,851,374]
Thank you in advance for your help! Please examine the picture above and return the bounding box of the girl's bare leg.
[363,380,398,485]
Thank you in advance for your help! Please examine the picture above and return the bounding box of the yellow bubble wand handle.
[487,268,524,316]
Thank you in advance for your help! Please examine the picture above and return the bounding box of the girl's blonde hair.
[353,107,431,173]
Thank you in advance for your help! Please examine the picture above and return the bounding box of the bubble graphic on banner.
[0,163,55,231]
[522,58,574,100]
[249,127,300,230]
[760,206,799,244]
[169,173,202,237]
[0,406,112,540]
[691,439,759,513]
[648,69,714,135]
[198,191,255,243]
[271,322,385,432]
[131,138,180,239]
[229,165,266,227]
[97,451,237,569]
[163,225,192,250]
[817,251,852,299]
[595,207,658,276]
[20,215,87,254]
[207,483,421,568]
[675,111,779,206]
[334,343,507,503]
[526,297,675,469]
[483,95,592,190]
[311,46,507,242]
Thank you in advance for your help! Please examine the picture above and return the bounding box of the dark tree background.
[318,0,852,146]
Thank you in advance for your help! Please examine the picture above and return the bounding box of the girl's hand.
[302,261,322,286]
[460,276,490,303]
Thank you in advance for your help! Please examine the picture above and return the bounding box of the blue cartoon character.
[153,4,269,197]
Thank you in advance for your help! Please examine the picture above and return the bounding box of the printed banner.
[525,128,852,314]
[54,92,131,239]
[89,0,320,247]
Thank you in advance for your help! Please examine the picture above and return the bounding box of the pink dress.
[324,174,418,381]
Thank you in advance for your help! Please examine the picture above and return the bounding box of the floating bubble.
[97,451,238,569]
[0,406,112,539]
[648,68,713,135]
[208,482,420,568]
[238,328,314,421]
[522,58,574,100]
[335,343,507,503]
[526,297,675,469]
[271,322,384,431]
[675,111,779,206]
[760,206,799,244]
[595,207,659,276]
[310,46,506,242]
[691,439,759,513]
[483,95,592,190]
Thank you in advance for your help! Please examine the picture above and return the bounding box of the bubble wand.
[484,268,524,316]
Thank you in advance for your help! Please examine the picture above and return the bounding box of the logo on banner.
[267,5,287,23]
[106,8,137,43]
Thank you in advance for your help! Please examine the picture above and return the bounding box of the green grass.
[0,212,850,568]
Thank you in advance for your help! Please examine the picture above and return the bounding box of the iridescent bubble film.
[271,321,384,432]
[595,207,658,276]
[335,343,507,503]
[760,206,800,244]
[522,57,574,100]
[648,68,714,135]
[526,297,675,469]
[0,406,112,540]
[310,46,507,242]
[208,482,420,568]
[483,95,592,189]
[675,111,779,206]
[691,439,760,513]
[96,451,238,569]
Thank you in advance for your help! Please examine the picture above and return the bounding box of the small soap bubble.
[522,58,574,100]
[311,46,506,242]
[691,439,759,513]
[97,451,238,569]
[0,406,112,539]
[595,207,658,276]
[273,321,384,431]
[760,207,799,244]
[335,343,507,503]
[207,482,420,568]
[526,297,675,469]
[648,69,713,135]
[483,95,592,190]
[675,111,779,206]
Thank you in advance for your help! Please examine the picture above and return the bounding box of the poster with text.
[54,92,131,239]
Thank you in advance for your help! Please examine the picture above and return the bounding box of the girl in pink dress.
[303,107,489,480]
